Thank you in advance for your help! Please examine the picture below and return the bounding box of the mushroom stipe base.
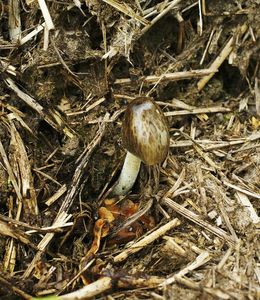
[112,152,141,196]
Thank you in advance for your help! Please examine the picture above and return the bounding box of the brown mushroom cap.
[122,97,170,165]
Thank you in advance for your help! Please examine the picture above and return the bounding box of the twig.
[162,251,211,285]
[45,184,67,206]
[197,24,248,91]
[0,59,17,76]
[60,274,164,299]
[223,180,260,200]
[141,0,182,36]
[20,22,45,45]
[7,106,34,134]
[23,212,72,278]
[235,192,259,224]
[67,97,106,116]
[255,78,260,116]
[23,114,109,278]
[192,140,221,171]
[163,167,186,199]
[62,113,109,212]
[113,218,181,263]
[164,106,230,117]
[37,0,54,50]
[217,247,233,270]
[163,236,186,256]
[163,197,236,246]
[174,276,230,299]
[33,167,62,186]
[0,219,38,249]
[200,28,215,65]
[0,214,72,233]
[198,0,203,36]
[0,275,32,300]
[58,259,95,295]
[115,68,216,85]
[170,133,259,152]
[61,277,112,300]
[51,38,78,77]
[8,0,21,42]
[102,0,148,25]
[5,77,74,137]
[5,77,44,115]
[37,0,54,30]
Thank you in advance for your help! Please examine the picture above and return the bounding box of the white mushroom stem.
[112,152,141,196]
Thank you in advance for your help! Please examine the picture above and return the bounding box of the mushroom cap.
[122,97,170,165]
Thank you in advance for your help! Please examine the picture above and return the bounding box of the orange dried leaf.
[251,116,260,129]
[98,206,115,223]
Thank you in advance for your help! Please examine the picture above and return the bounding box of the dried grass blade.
[113,218,181,263]
[37,0,54,30]
[162,251,211,285]
[20,22,45,45]
[0,138,22,201]
[102,0,148,25]
[9,120,38,216]
[115,68,215,85]
[141,0,182,36]
[223,180,260,200]
[235,192,259,224]
[163,197,236,245]
[23,114,109,278]
[255,78,260,116]
[5,77,74,137]
[164,167,186,198]
[8,0,21,42]
[45,184,67,206]
[198,24,248,91]
[61,277,112,300]
[23,211,72,278]
[164,106,231,117]
[0,219,35,247]
[0,275,32,300]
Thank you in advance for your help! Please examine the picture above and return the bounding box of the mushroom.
[112,96,170,196]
